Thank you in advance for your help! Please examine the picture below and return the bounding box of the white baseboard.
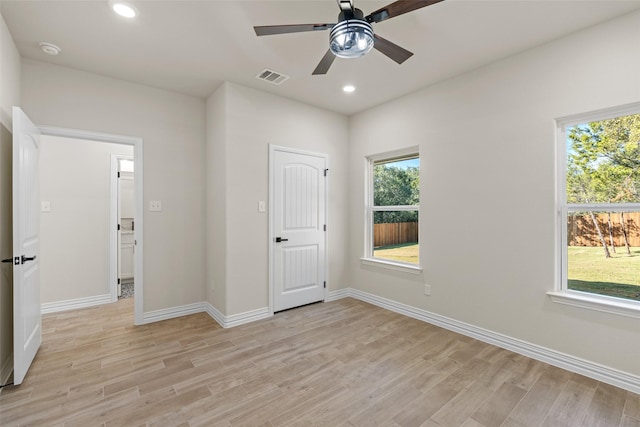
[139,301,271,328]
[204,302,271,328]
[41,294,113,314]
[142,302,206,324]
[203,302,225,327]
[0,353,12,389]
[140,301,271,328]
[225,307,271,328]
[329,287,640,395]
[326,288,350,302]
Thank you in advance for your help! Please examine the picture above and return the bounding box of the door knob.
[275,237,289,243]
[21,255,37,264]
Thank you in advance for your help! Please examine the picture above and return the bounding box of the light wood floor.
[1,297,639,427]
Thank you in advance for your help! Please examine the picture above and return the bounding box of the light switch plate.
[41,201,51,212]
[258,201,266,213]
[149,200,162,212]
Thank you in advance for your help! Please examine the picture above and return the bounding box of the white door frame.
[110,154,134,301]
[39,126,144,325]
[268,144,328,315]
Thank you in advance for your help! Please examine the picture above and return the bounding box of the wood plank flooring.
[1,297,639,426]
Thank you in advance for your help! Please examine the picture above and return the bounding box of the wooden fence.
[568,212,640,247]
[373,214,640,248]
[374,222,418,247]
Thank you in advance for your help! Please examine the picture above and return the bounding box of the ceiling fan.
[254,0,444,75]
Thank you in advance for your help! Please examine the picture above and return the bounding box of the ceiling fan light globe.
[329,19,374,59]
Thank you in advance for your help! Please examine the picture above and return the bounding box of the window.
[364,148,420,271]
[555,105,640,315]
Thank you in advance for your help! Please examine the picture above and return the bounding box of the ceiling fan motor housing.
[330,8,374,59]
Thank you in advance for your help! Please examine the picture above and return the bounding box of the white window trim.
[547,290,640,319]
[360,257,423,274]
[552,102,640,318]
[363,146,421,273]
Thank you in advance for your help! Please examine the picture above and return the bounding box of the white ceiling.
[3,0,640,115]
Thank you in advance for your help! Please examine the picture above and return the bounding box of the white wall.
[349,11,640,377]
[206,83,350,316]
[0,11,21,384]
[21,59,206,313]
[39,135,133,303]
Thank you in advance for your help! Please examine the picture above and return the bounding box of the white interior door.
[271,146,327,312]
[12,107,42,385]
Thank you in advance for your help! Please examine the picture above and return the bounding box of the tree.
[373,164,419,224]
[567,113,640,257]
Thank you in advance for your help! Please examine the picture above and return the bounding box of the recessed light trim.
[342,85,356,93]
[109,1,138,18]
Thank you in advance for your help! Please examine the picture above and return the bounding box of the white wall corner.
[0,352,13,388]
[337,288,640,395]
[41,294,113,315]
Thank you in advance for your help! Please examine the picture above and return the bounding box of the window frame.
[361,146,422,274]
[551,102,640,318]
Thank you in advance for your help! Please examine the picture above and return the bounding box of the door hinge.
[324,169,329,177]
[324,281,326,289]
[118,278,121,285]
[117,224,121,231]
[323,224,326,231]
[117,171,120,178]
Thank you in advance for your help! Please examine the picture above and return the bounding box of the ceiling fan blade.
[366,0,444,24]
[254,24,334,36]
[373,34,413,64]
[312,50,336,75]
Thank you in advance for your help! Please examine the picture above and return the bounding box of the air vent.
[256,69,290,86]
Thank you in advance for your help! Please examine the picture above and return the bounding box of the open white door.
[12,107,41,385]
[271,146,327,312]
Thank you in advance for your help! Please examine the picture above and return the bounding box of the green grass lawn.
[373,244,640,301]
[374,243,419,264]
[568,246,640,301]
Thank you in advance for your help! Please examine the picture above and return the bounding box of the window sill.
[360,258,423,275]
[547,291,640,319]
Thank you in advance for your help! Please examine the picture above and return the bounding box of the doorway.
[39,126,144,325]
[269,145,328,313]
[112,155,135,300]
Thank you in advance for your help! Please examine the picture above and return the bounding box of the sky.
[383,158,419,169]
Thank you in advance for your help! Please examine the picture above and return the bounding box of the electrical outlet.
[149,200,162,212]
[424,284,431,296]
[258,201,266,212]
[41,201,51,213]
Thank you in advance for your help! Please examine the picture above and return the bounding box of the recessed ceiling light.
[342,85,356,93]
[39,42,61,56]
[109,1,138,18]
